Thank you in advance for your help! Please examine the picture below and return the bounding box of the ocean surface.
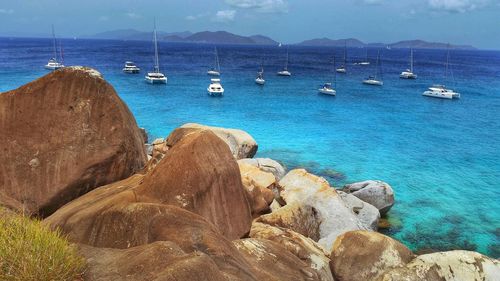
[1,37,499,257]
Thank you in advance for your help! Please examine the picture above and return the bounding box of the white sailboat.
[145,20,167,84]
[318,57,336,96]
[255,62,265,85]
[336,41,347,73]
[207,47,221,76]
[363,50,383,86]
[44,25,64,70]
[357,48,370,65]
[207,78,224,96]
[123,61,140,74]
[277,48,291,76]
[400,48,417,79]
[422,46,460,99]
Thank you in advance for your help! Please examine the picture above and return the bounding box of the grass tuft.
[0,209,85,281]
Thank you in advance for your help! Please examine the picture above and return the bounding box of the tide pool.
[1,38,499,257]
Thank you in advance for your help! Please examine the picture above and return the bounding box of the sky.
[0,0,499,49]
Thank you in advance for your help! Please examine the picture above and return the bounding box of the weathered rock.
[342,180,394,215]
[279,169,370,252]
[79,241,226,281]
[330,230,415,281]
[378,250,500,281]
[46,130,252,240]
[233,238,321,281]
[338,191,380,230]
[0,67,147,216]
[238,158,286,180]
[139,127,148,143]
[167,123,258,159]
[239,163,276,216]
[250,222,333,281]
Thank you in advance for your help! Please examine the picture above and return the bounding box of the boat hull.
[363,79,383,86]
[123,68,140,74]
[277,71,291,76]
[255,78,265,85]
[422,90,460,99]
[336,68,346,73]
[45,64,64,70]
[400,73,417,79]
[207,71,220,76]
[318,88,336,96]
[208,89,224,97]
[145,77,167,84]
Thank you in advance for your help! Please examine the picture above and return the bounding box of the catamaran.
[336,41,347,73]
[277,48,291,76]
[422,46,460,99]
[363,50,383,86]
[123,61,140,74]
[44,25,64,70]
[318,57,336,96]
[255,63,265,85]
[400,48,417,79]
[145,21,167,84]
[207,78,224,96]
[207,47,221,76]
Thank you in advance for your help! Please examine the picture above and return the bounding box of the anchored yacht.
[277,48,291,76]
[207,47,221,76]
[422,85,460,99]
[208,78,224,96]
[400,48,417,79]
[255,64,265,85]
[123,61,140,74]
[318,56,337,96]
[145,21,167,84]
[336,41,347,73]
[363,50,383,86]
[44,25,64,70]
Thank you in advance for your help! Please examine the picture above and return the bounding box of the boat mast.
[284,48,289,70]
[333,56,336,88]
[445,44,450,81]
[153,19,160,73]
[215,47,220,72]
[51,24,57,61]
[410,48,413,72]
[343,40,347,66]
[376,50,381,80]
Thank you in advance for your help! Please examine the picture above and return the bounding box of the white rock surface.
[238,158,286,180]
[343,180,395,215]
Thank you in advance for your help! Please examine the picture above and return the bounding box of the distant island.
[86,29,475,49]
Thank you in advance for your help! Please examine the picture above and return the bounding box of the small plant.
[0,209,85,281]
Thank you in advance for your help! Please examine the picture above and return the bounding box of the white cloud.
[225,0,288,13]
[213,10,236,22]
[125,12,142,19]
[0,8,14,14]
[185,13,209,21]
[428,0,488,13]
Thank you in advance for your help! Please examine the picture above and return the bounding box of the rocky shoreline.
[1,67,498,280]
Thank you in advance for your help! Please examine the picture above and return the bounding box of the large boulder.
[278,169,370,252]
[233,238,321,281]
[239,163,276,217]
[378,250,500,281]
[238,158,286,180]
[338,191,380,230]
[46,130,252,240]
[250,222,334,281]
[0,67,147,216]
[342,180,394,215]
[330,231,415,281]
[167,123,258,159]
[79,241,226,281]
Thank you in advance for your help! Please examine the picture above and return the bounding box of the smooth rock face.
[79,241,226,281]
[330,230,415,281]
[233,238,322,281]
[338,191,380,230]
[169,123,258,159]
[238,158,286,180]
[239,163,276,216]
[250,222,334,281]
[46,130,252,240]
[342,180,395,215]
[0,67,147,216]
[279,169,370,252]
[378,250,500,281]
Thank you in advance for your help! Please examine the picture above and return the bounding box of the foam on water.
[1,38,499,257]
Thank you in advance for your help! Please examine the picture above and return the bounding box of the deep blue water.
[1,37,499,257]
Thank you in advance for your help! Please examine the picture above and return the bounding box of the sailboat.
[400,48,417,79]
[277,48,291,76]
[318,57,336,96]
[422,46,460,99]
[363,50,383,86]
[336,41,347,73]
[207,47,221,76]
[44,25,64,70]
[255,62,265,85]
[145,20,167,84]
[357,48,370,65]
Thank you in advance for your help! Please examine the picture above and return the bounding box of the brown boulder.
[239,163,276,217]
[79,241,226,281]
[0,67,147,216]
[330,230,415,281]
[46,129,252,240]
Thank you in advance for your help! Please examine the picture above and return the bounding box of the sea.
[1,37,499,258]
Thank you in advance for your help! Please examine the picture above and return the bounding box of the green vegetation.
[0,209,85,281]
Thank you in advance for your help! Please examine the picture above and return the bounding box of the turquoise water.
[1,38,499,257]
